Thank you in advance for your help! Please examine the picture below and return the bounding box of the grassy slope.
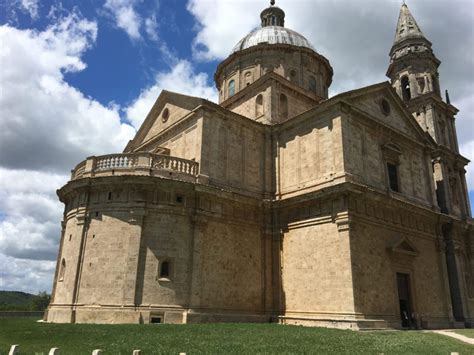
[0,318,472,354]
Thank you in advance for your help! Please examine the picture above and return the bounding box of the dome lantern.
[260,0,285,27]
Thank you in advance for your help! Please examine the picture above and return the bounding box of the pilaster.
[122,209,146,305]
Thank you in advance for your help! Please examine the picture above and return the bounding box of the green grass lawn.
[453,329,474,339]
[0,318,472,354]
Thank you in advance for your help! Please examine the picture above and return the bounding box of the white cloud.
[0,12,136,293]
[187,0,261,61]
[20,0,39,19]
[145,14,159,41]
[103,0,142,40]
[0,14,136,172]
[0,7,219,293]
[0,168,66,294]
[0,253,56,294]
[126,60,218,128]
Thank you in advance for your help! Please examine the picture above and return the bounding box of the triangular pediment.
[387,236,419,256]
[124,90,205,153]
[337,82,433,145]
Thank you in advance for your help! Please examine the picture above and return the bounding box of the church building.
[46,2,473,329]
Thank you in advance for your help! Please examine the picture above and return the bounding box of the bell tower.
[387,3,458,151]
[387,3,471,219]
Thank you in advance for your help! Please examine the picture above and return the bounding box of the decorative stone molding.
[387,236,420,257]
[382,143,403,164]
[76,208,88,226]
[336,220,350,232]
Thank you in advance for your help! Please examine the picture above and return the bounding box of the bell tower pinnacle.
[387,3,441,101]
[387,3,458,150]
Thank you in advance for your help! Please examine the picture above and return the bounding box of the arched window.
[228,80,235,97]
[279,94,288,121]
[272,16,276,25]
[401,76,411,101]
[59,259,66,282]
[159,261,170,279]
[309,76,317,94]
[256,94,264,117]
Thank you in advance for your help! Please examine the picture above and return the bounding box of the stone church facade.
[46,2,474,329]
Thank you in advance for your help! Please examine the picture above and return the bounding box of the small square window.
[150,316,162,324]
[176,195,184,204]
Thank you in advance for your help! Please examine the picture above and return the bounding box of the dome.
[231,26,316,54]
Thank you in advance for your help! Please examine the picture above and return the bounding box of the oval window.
[162,108,170,122]
[381,99,391,116]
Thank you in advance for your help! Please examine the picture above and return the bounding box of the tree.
[31,292,51,311]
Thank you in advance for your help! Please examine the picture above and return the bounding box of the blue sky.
[0,0,473,294]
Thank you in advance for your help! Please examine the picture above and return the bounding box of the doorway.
[397,273,413,328]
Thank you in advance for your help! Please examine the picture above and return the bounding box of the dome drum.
[215,44,333,103]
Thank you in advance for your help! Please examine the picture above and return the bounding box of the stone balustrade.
[70,153,200,183]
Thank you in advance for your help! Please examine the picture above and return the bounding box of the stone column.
[442,223,465,322]
[436,232,456,324]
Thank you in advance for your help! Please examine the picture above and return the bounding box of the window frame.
[228,79,235,97]
[382,143,403,194]
[157,259,173,282]
[387,162,400,193]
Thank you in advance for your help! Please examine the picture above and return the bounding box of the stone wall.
[349,215,453,328]
[342,102,434,207]
[47,175,268,324]
[281,220,355,316]
[276,113,345,198]
[200,112,269,195]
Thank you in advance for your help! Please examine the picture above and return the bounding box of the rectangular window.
[387,163,399,192]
